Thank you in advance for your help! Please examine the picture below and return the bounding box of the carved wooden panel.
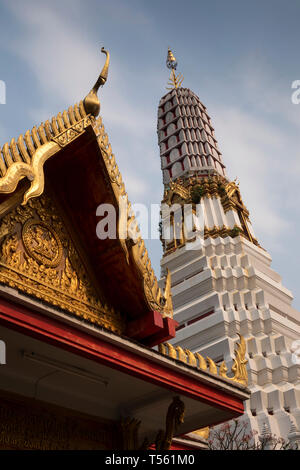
[0,194,123,334]
[0,392,115,450]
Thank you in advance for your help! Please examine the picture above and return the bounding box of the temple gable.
[0,193,123,334]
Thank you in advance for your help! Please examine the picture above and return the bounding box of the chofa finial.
[83,46,110,117]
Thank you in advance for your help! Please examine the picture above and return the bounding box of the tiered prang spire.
[158,48,300,444]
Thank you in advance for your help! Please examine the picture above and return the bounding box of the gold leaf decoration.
[158,335,248,387]
[231,334,248,386]
[162,175,261,250]
[0,194,123,334]
[207,357,218,374]
[0,102,94,206]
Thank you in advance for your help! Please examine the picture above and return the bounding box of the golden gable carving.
[0,194,123,334]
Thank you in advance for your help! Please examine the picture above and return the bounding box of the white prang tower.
[158,49,300,441]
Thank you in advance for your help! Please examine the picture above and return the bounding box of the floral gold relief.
[0,195,123,334]
[22,220,63,268]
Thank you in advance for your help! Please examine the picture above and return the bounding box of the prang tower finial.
[166,48,184,90]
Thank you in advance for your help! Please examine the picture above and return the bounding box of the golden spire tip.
[165,47,184,90]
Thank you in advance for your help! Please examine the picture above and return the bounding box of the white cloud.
[234,54,300,131]
[4,0,101,104]
[121,172,149,200]
[206,54,300,255]
[214,106,290,239]
[4,0,153,134]
[4,0,157,198]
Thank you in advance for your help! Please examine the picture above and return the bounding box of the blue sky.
[0,0,300,310]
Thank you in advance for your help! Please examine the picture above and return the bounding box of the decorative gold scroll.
[0,104,94,206]
[0,48,109,203]
[159,334,248,387]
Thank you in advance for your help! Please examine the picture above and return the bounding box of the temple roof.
[0,51,176,346]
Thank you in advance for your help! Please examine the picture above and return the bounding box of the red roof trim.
[0,297,244,416]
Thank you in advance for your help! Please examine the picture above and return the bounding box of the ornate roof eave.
[0,48,174,342]
[96,115,174,321]
[159,334,249,388]
[0,100,92,206]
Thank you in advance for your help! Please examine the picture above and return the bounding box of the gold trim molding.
[162,175,260,249]
[158,334,248,387]
[0,104,94,206]
[193,426,210,440]
[163,175,249,215]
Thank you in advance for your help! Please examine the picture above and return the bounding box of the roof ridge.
[0,101,87,177]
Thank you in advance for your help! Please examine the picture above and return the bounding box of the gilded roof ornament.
[0,100,93,206]
[166,48,177,70]
[83,47,110,117]
[159,334,248,387]
[166,48,184,90]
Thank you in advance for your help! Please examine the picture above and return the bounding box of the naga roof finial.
[83,46,110,117]
[166,48,184,90]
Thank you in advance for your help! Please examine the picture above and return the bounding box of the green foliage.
[230,226,243,238]
[218,182,226,195]
[191,185,204,204]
